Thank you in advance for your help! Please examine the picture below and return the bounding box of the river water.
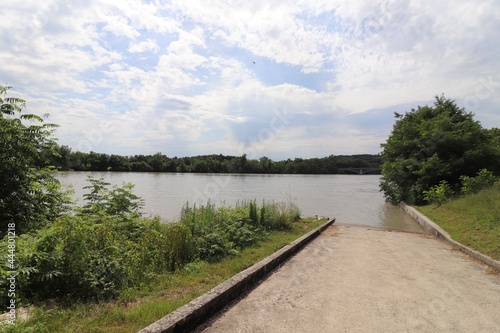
[57,172,422,232]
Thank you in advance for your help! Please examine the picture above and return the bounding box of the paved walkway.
[197,225,500,333]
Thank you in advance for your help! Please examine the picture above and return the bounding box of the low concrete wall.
[138,218,336,333]
[401,203,500,272]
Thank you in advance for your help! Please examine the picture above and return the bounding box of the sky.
[1,0,499,160]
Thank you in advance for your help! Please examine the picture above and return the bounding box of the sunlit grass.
[416,182,500,260]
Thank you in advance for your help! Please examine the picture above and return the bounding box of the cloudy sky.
[1,0,499,160]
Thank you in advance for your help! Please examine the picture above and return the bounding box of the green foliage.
[44,148,381,175]
[0,178,190,307]
[195,232,237,263]
[488,128,500,172]
[259,205,266,226]
[0,217,195,307]
[180,200,301,262]
[460,169,496,195]
[422,180,454,206]
[380,95,499,204]
[130,222,195,281]
[80,176,144,217]
[0,85,68,234]
[249,200,258,225]
[1,215,127,304]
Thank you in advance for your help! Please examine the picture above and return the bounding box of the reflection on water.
[57,172,422,232]
[377,203,424,232]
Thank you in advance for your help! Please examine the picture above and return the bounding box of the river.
[57,172,422,232]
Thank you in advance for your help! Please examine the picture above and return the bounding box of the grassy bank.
[416,182,500,260]
[1,215,323,333]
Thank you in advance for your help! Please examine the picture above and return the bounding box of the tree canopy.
[0,85,67,234]
[47,148,382,175]
[380,95,499,204]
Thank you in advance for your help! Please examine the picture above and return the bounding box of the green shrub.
[225,219,260,249]
[17,215,129,302]
[460,169,496,195]
[423,180,454,206]
[1,214,197,307]
[130,222,195,278]
[81,177,144,217]
[196,232,235,262]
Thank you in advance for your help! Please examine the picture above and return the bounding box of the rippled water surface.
[58,172,422,232]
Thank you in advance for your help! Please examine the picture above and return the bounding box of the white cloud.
[173,1,330,72]
[0,0,499,158]
[128,39,159,53]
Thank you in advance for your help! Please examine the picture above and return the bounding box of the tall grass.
[417,181,500,260]
[180,200,301,262]
[181,200,301,231]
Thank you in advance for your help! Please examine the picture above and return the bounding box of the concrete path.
[197,225,500,333]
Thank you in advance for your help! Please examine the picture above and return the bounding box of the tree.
[81,177,144,217]
[0,85,68,234]
[149,152,167,172]
[488,127,500,174]
[380,95,498,204]
[259,156,272,173]
[51,144,74,170]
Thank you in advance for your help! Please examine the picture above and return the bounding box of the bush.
[195,232,236,263]
[9,215,130,303]
[130,221,195,279]
[80,176,144,217]
[0,179,195,307]
[460,169,496,195]
[0,214,197,307]
[423,180,454,206]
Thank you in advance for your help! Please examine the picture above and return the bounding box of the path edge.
[137,218,336,333]
[401,202,500,272]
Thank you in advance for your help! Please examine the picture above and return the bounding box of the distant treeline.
[47,145,382,174]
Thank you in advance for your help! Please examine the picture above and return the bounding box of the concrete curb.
[401,203,500,272]
[138,218,336,333]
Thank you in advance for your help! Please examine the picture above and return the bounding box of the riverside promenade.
[197,225,500,333]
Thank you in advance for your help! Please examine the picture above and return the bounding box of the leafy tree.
[380,95,498,204]
[108,153,131,171]
[51,144,74,170]
[192,159,209,173]
[149,152,167,171]
[488,127,500,173]
[0,85,68,234]
[81,177,144,217]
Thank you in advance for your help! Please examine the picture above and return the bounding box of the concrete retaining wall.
[401,203,500,272]
[138,218,336,333]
